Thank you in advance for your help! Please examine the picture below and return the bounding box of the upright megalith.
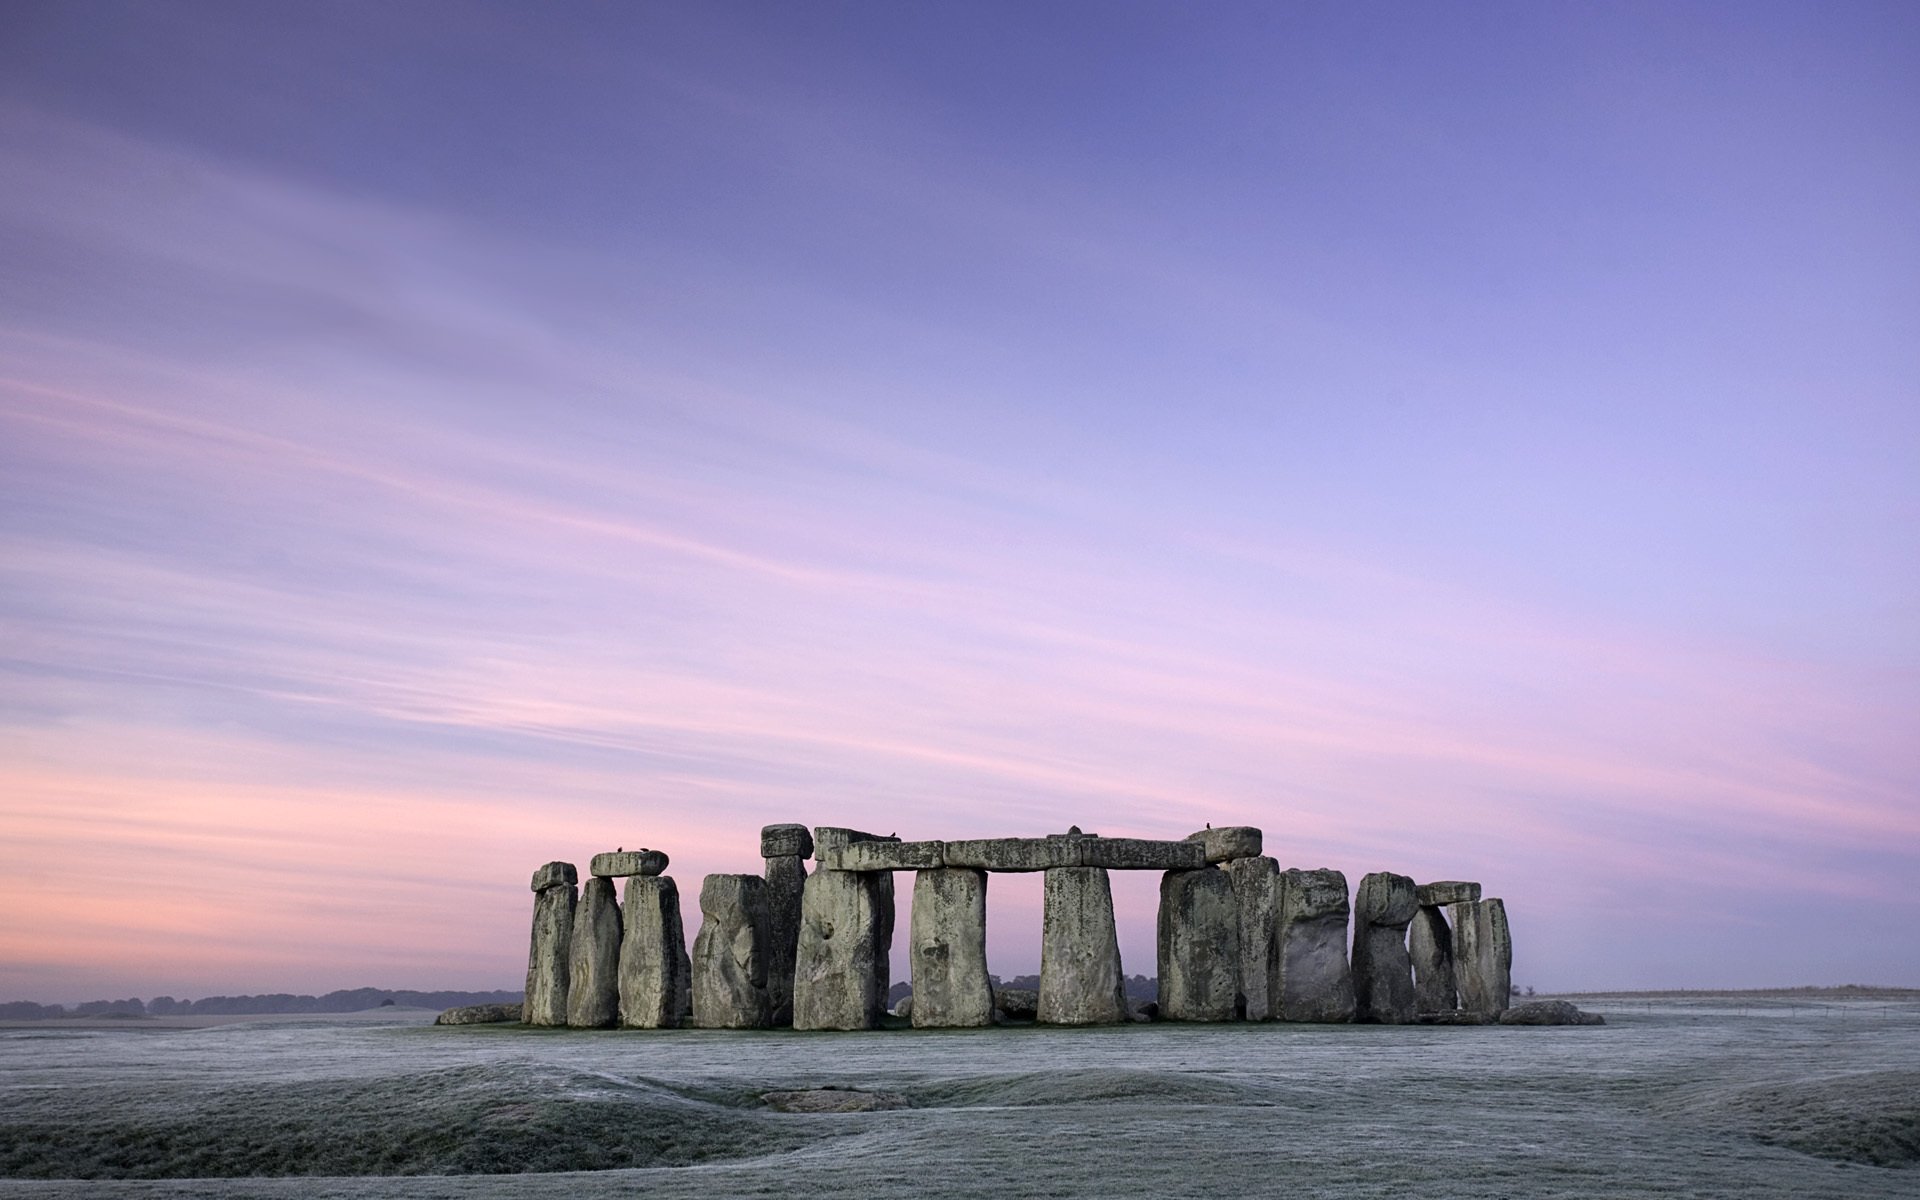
[524,861,577,1027]
[762,823,812,1027]
[792,830,895,1030]
[1037,867,1128,1025]
[690,874,772,1029]
[910,868,993,1027]
[1409,905,1457,1014]
[1449,897,1513,1018]
[1351,871,1419,1024]
[1274,868,1354,1023]
[619,875,689,1028]
[1221,856,1280,1021]
[566,876,622,1027]
[1157,866,1240,1021]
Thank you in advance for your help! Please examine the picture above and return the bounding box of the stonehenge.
[516,823,1530,1037]
[524,861,577,1027]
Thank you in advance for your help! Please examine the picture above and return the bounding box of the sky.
[0,1,1915,1004]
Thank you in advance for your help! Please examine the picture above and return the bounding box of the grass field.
[2,992,1915,1198]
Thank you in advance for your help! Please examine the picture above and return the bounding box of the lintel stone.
[1082,837,1206,871]
[761,824,814,859]
[1417,881,1481,907]
[531,861,577,893]
[590,849,668,878]
[820,839,946,872]
[1185,826,1263,863]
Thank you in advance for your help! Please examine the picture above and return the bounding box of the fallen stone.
[763,854,807,1026]
[530,861,577,893]
[523,872,576,1027]
[1416,880,1481,907]
[1221,856,1280,1021]
[1499,999,1603,1026]
[619,874,689,1028]
[1416,1008,1491,1026]
[792,868,888,1030]
[993,987,1039,1021]
[1185,826,1263,863]
[761,1088,909,1113]
[909,868,992,1027]
[1080,837,1206,871]
[589,849,668,878]
[566,876,622,1028]
[942,836,1081,872]
[893,993,913,1020]
[1274,867,1354,1023]
[1450,897,1514,1018]
[761,823,814,859]
[1409,905,1458,1014]
[1037,867,1129,1025]
[1157,866,1241,1021]
[821,839,946,872]
[1352,871,1419,1024]
[434,1003,522,1025]
[690,873,772,1029]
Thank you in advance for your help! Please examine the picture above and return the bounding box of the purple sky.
[1,1,1915,1003]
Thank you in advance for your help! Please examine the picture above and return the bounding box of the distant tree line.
[0,988,522,1020]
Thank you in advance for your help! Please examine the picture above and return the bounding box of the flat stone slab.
[530,861,577,892]
[1417,881,1481,907]
[820,839,945,871]
[434,1003,521,1025]
[1082,837,1205,871]
[944,837,1079,871]
[761,1088,908,1113]
[761,823,814,859]
[590,849,668,877]
[1185,826,1262,863]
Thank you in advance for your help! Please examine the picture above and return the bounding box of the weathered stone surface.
[690,873,772,1029]
[909,868,992,1027]
[872,869,895,1011]
[1450,897,1514,1018]
[812,826,895,855]
[942,837,1080,872]
[1221,856,1280,1021]
[893,993,913,1020]
[566,876,622,1027]
[821,839,945,871]
[1417,1008,1491,1025]
[1157,867,1241,1021]
[1410,905,1458,1014]
[1417,880,1481,907]
[1274,867,1354,1023]
[1037,867,1128,1025]
[761,823,814,859]
[1080,837,1206,871]
[530,861,577,893]
[590,849,667,878]
[993,987,1039,1021]
[792,868,887,1030]
[763,854,807,1026]
[618,875,689,1029]
[523,877,576,1026]
[1500,999,1603,1026]
[761,1088,908,1113]
[435,1002,521,1025]
[1352,871,1419,1024]
[1185,826,1263,863]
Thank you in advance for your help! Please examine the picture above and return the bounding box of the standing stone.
[1037,867,1128,1025]
[910,868,993,1027]
[761,823,814,859]
[1351,871,1419,1024]
[1409,905,1457,1014]
[566,876,622,1028]
[1157,866,1241,1021]
[764,853,808,1026]
[1274,868,1355,1022]
[1450,898,1513,1018]
[690,874,772,1029]
[872,869,895,1013]
[1221,856,1280,1021]
[792,868,887,1030]
[524,862,577,1027]
[618,875,689,1028]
